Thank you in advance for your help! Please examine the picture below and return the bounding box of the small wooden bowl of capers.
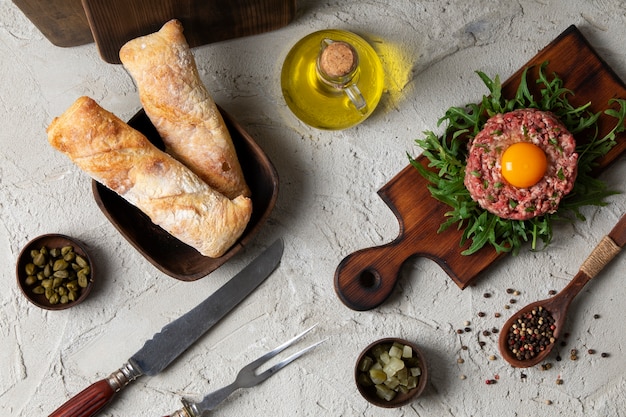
[16,234,94,310]
[355,338,428,408]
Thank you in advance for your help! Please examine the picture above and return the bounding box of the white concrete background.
[2,0,626,416]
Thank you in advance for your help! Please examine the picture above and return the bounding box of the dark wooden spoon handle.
[608,213,626,247]
[580,214,626,279]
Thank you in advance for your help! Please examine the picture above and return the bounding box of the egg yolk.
[501,142,548,188]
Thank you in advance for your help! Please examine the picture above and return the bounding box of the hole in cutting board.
[359,269,381,290]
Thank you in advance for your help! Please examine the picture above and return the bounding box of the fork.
[164,324,324,417]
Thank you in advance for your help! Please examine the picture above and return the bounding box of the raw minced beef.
[464,109,578,220]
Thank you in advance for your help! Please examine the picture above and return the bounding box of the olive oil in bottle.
[281,29,384,130]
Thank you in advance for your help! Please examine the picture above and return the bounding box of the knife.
[49,238,284,417]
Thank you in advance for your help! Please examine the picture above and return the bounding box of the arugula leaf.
[411,61,626,255]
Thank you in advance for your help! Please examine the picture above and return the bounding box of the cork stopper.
[318,41,358,79]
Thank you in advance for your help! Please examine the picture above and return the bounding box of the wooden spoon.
[498,213,626,368]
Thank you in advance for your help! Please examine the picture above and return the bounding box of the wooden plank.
[81,0,296,63]
[12,0,93,47]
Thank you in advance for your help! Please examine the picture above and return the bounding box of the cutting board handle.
[334,239,409,311]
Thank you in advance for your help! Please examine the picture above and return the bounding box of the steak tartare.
[464,109,578,220]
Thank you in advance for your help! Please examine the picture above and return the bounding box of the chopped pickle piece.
[383,357,405,376]
[384,376,401,390]
[389,345,403,359]
[397,367,409,386]
[369,368,387,385]
[402,345,413,358]
[375,384,397,402]
[358,355,374,372]
[357,373,373,387]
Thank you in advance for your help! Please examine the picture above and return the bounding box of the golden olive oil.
[281,29,384,130]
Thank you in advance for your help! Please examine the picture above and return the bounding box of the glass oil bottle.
[281,29,384,130]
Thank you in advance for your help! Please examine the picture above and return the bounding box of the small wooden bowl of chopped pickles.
[355,338,428,408]
[16,234,94,310]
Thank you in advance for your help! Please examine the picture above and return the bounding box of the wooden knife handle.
[49,363,141,417]
[48,379,116,417]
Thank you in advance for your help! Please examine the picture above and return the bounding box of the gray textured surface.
[2,0,626,416]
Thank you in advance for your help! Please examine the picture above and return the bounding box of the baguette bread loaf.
[119,19,251,200]
[47,96,252,258]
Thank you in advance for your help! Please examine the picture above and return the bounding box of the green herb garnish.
[410,61,626,255]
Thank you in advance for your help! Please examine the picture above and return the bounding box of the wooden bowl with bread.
[92,107,278,281]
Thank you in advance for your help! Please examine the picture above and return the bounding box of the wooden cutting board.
[12,0,93,47]
[334,25,626,311]
[81,0,296,63]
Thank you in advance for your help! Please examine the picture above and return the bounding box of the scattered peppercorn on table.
[3,0,626,416]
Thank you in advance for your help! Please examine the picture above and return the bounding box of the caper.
[68,290,77,302]
[60,295,69,304]
[30,249,39,258]
[53,270,69,279]
[61,246,73,256]
[45,288,55,300]
[33,252,46,267]
[79,266,90,276]
[43,264,52,278]
[50,247,60,258]
[52,276,65,288]
[57,286,68,296]
[78,275,89,288]
[66,280,79,292]
[63,252,75,262]
[49,293,60,305]
[37,271,45,280]
[53,259,69,272]
[40,246,48,256]
[41,278,53,289]
[75,255,88,268]
[32,285,45,295]
[25,275,37,286]
[25,263,37,276]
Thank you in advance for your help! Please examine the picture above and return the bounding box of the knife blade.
[49,238,284,417]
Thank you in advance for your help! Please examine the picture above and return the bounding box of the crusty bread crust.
[47,96,252,258]
[119,19,251,200]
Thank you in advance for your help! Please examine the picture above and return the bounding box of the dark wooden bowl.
[355,337,428,408]
[16,234,95,310]
[92,106,279,281]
